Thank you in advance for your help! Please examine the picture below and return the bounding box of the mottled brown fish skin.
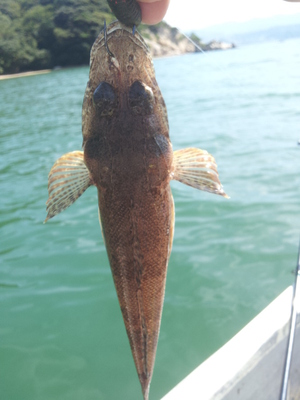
[82,22,174,398]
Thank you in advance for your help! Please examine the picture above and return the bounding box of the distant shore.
[0,69,52,81]
[0,37,235,81]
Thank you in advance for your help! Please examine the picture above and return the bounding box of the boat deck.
[162,287,300,400]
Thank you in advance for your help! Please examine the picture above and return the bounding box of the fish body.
[83,22,173,397]
[45,21,228,400]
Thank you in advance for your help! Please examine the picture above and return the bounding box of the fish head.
[82,21,169,145]
[82,21,172,189]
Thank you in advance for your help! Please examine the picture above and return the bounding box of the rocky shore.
[141,22,235,58]
[0,23,235,80]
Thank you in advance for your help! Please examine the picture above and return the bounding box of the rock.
[204,40,236,51]
[142,23,197,57]
[141,23,236,58]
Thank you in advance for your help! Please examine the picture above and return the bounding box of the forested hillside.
[0,0,210,75]
[0,0,117,74]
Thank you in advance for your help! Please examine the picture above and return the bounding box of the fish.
[45,21,228,400]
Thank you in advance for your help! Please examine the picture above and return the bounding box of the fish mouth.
[105,20,133,35]
[99,20,149,54]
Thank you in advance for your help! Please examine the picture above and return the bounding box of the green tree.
[52,0,113,66]
[189,32,205,49]
[0,0,149,74]
[0,0,21,19]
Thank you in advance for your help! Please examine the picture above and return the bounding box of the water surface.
[1,38,299,399]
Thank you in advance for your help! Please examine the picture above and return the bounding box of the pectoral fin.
[172,148,229,198]
[45,151,93,222]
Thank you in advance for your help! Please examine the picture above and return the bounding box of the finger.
[137,0,170,25]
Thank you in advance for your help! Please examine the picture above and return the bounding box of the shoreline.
[0,42,231,81]
[0,69,52,81]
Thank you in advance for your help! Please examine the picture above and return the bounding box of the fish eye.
[93,82,117,117]
[128,81,155,115]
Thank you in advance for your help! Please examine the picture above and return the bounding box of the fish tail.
[143,384,150,400]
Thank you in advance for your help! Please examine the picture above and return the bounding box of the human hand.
[137,0,170,25]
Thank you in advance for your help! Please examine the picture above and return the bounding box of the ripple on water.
[1,40,300,399]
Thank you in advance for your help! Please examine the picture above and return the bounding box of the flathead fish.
[45,21,228,400]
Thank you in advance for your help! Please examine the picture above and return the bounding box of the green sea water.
[1,37,300,400]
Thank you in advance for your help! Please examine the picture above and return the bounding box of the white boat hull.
[162,287,300,400]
